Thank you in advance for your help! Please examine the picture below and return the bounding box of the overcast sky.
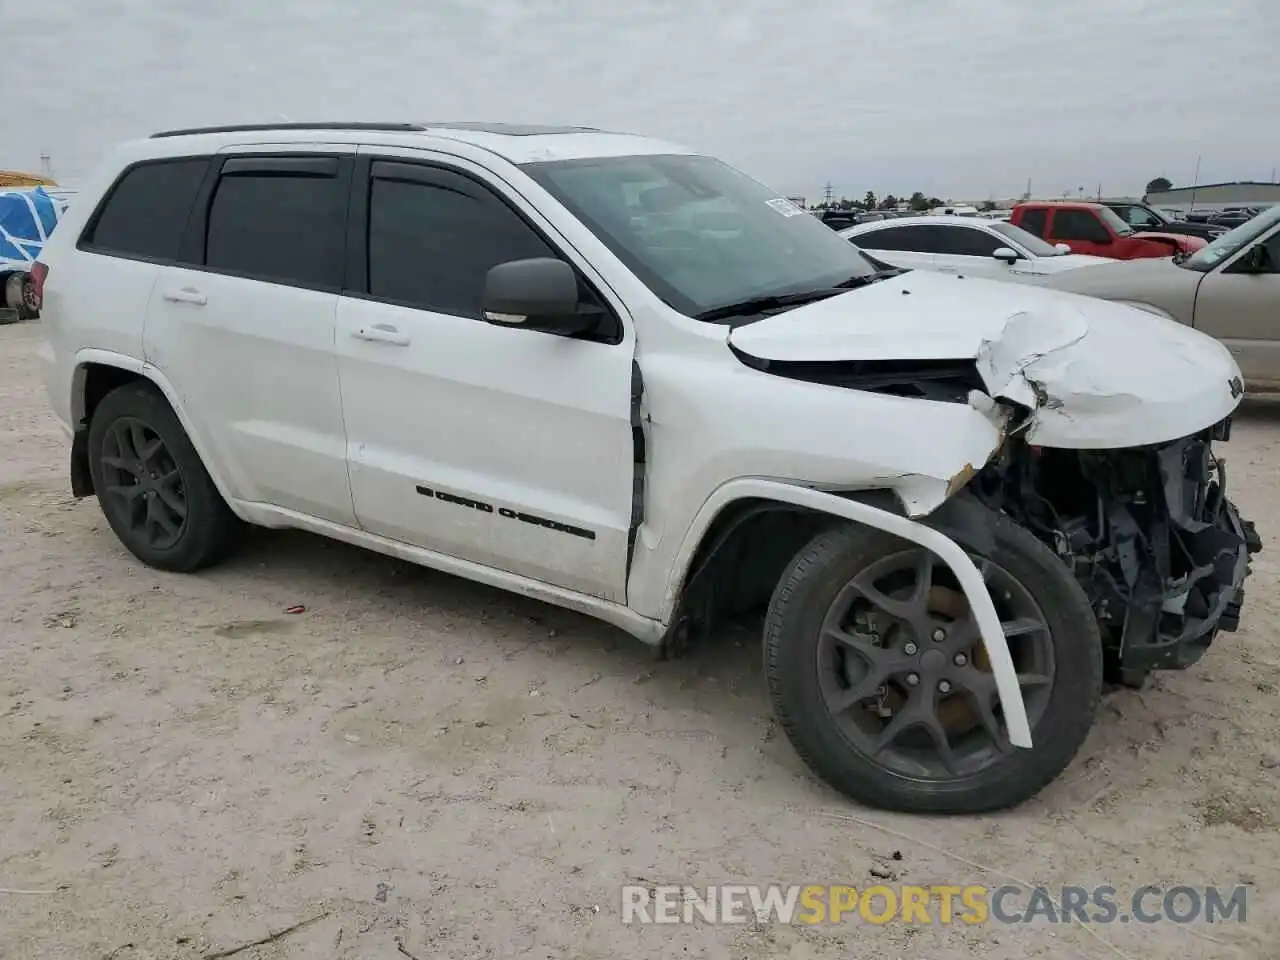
[10,0,1279,201]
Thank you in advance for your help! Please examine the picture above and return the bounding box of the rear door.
[142,150,357,525]
[1192,225,1280,391]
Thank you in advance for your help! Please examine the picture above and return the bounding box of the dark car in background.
[1104,201,1225,241]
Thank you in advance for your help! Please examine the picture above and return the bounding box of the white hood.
[727,270,1242,449]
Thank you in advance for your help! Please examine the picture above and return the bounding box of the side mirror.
[482,258,599,336]
[991,246,1019,264]
[1054,242,1072,254]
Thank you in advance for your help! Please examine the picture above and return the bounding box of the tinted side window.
[204,170,341,288]
[367,176,558,317]
[931,225,1004,256]
[853,226,919,252]
[1018,208,1048,237]
[1051,210,1110,243]
[81,159,209,260]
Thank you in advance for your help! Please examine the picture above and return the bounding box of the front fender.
[665,479,1032,749]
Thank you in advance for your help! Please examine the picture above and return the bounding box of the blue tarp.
[0,186,62,266]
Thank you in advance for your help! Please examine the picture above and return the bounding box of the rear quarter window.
[79,159,210,261]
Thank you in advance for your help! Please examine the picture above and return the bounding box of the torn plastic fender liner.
[693,479,1033,750]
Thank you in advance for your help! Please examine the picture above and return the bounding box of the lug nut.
[938,680,952,694]
[953,653,967,666]
[904,642,918,655]
[931,628,946,642]
[906,673,920,687]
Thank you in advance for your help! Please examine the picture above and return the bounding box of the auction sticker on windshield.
[766,197,806,216]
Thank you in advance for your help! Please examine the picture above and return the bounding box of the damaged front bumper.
[972,416,1262,683]
[1109,424,1262,677]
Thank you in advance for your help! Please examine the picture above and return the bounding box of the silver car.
[1038,205,1280,394]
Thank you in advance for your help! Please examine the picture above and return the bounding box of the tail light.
[28,261,47,311]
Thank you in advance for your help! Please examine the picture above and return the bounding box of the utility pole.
[823,182,834,207]
[39,153,53,178]
[1188,155,1202,215]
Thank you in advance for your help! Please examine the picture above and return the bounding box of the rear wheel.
[765,511,1102,814]
[87,382,241,571]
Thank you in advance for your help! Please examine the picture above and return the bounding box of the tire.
[87,381,241,572]
[764,510,1102,814]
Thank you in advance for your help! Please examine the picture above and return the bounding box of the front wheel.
[764,511,1102,814]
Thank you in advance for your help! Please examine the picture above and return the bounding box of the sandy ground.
[1,321,1279,960]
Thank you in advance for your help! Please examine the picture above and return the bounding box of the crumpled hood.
[727,270,1242,449]
[1133,230,1207,250]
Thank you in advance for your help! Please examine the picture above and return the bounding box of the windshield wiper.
[694,288,844,322]
[694,270,902,322]
[837,268,904,286]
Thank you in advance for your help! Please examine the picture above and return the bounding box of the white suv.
[33,121,1260,813]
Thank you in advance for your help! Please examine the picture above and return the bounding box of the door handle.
[162,287,207,305]
[352,323,410,346]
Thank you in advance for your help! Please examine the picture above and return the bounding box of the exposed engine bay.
[967,417,1262,684]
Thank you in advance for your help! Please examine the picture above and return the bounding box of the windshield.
[1182,205,1280,272]
[1094,204,1136,236]
[988,220,1063,257]
[521,154,880,319]
[1113,204,1165,229]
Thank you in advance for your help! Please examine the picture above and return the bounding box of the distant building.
[786,196,807,209]
[1145,181,1280,214]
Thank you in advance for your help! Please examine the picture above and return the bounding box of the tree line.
[811,191,998,212]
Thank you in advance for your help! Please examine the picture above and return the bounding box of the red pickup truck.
[1008,201,1206,260]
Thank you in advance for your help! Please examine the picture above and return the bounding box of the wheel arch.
[70,350,242,515]
[663,479,1032,748]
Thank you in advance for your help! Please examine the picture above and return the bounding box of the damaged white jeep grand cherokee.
[34,122,1261,814]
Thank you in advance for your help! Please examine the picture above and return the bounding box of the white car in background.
[840,216,1112,281]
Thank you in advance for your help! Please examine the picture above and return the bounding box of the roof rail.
[149,122,427,139]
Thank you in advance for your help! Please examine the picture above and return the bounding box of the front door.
[143,152,356,525]
[1192,226,1280,392]
[334,153,637,602]
[920,223,1012,280]
[1046,208,1113,257]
